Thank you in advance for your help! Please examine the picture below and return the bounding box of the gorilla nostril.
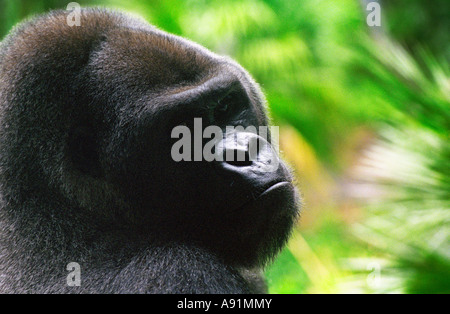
[227,161,253,167]
[224,149,253,167]
[226,158,253,167]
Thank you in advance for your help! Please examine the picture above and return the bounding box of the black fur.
[0,9,300,293]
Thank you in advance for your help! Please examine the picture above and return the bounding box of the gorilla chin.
[0,8,300,293]
[230,181,299,266]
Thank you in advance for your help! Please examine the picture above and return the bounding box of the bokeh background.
[1,0,449,294]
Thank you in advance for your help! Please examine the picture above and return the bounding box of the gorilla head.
[0,9,300,293]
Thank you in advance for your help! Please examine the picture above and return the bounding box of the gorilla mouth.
[233,180,298,229]
[262,181,291,194]
[252,181,298,217]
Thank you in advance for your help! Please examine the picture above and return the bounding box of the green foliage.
[382,0,450,59]
[350,126,449,293]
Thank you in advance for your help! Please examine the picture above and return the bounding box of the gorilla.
[0,8,300,293]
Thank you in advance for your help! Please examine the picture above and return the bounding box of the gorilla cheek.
[67,125,102,177]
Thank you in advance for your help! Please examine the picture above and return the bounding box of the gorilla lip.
[258,181,298,217]
[250,181,296,211]
[261,181,291,194]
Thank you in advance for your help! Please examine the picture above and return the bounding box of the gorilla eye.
[214,101,228,119]
[213,93,237,123]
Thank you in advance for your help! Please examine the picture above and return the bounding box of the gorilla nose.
[216,132,292,193]
[215,131,291,193]
[217,132,280,172]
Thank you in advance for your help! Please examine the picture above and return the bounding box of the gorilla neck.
[0,190,144,262]
[0,194,260,293]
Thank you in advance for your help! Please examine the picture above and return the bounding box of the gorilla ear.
[67,125,101,177]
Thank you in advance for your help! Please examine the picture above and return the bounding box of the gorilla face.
[0,9,299,268]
